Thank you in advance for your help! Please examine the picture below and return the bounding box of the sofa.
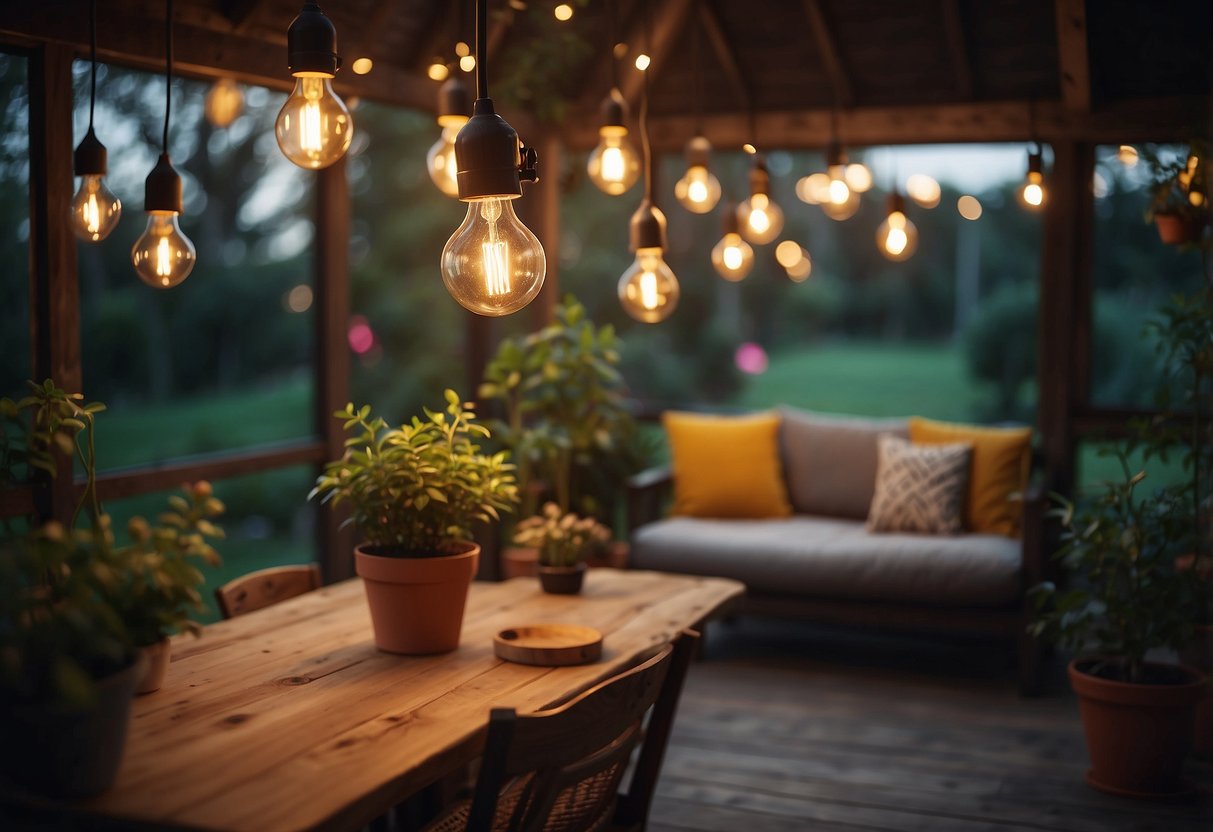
[626,407,1048,693]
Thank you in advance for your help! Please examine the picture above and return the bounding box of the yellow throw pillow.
[663,411,792,519]
[908,416,1032,537]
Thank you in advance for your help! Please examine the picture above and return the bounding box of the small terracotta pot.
[1068,658,1204,797]
[1154,213,1203,245]
[503,546,540,579]
[537,562,587,595]
[136,637,172,694]
[355,542,479,654]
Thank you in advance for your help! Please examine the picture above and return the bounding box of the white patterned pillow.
[867,435,971,534]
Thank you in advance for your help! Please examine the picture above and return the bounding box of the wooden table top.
[79,569,743,832]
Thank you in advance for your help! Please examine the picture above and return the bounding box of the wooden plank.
[1054,0,1091,111]
[560,96,1211,151]
[940,0,974,100]
[71,571,742,832]
[799,0,853,108]
[315,158,353,583]
[698,1,752,111]
[26,42,79,527]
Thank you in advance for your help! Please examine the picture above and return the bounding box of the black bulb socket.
[437,74,471,123]
[456,98,536,200]
[885,192,907,215]
[685,136,712,168]
[287,1,341,76]
[826,140,848,168]
[748,154,771,197]
[629,198,667,252]
[719,201,741,236]
[599,89,628,131]
[144,153,183,214]
[73,127,107,176]
[1027,150,1043,176]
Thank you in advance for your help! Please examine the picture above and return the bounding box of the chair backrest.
[465,629,699,832]
[213,563,322,619]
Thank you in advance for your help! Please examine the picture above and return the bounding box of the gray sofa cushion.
[779,407,909,519]
[631,516,1022,607]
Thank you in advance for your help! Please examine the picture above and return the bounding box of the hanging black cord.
[692,0,703,135]
[88,0,97,129]
[640,1,652,201]
[163,0,173,153]
[475,0,488,100]
[607,0,618,91]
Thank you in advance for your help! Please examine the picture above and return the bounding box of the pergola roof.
[4,0,1210,149]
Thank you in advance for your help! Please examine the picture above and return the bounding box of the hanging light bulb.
[875,193,918,262]
[205,77,244,128]
[819,141,860,221]
[276,2,353,170]
[132,1,195,288]
[427,74,471,197]
[441,0,545,316]
[710,203,754,282]
[674,136,721,213]
[736,154,784,245]
[1018,144,1046,210]
[619,200,679,322]
[70,0,121,242]
[587,89,640,195]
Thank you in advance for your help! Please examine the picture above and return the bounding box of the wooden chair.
[423,629,700,832]
[213,563,323,619]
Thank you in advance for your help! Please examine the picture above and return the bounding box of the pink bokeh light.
[347,315,376,355]
[734,342,769,375]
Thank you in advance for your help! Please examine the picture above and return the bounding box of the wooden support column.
[1037,141,1094,498]
[315,157,354,583]
[520,130,562,328]
[27,42,80,526]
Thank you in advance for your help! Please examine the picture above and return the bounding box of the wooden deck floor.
[649,619,1213,832]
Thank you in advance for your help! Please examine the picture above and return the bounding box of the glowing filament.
[639,269,659,310]
[601,145,625,183]
[748,208,771,235]
[1023,183,1043,206]
[84,193,100,235]
[723,246,743,271]
[156,236,173,280]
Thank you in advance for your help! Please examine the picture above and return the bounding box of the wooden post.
[522,130,561,328]
[1037,141,1094,498]
[27,42,80,526]
[315,157,354,583]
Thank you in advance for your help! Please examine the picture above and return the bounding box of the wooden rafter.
[407,0,460,71]
[940,0,973,100]
[799,0,853,109]
[1054,0,1091,111]
[619,0,697,109]
[219,0,267,33]
[699,1,751,111]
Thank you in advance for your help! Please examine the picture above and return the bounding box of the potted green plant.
[310,389,518,654]
[1029,457,1205,797]
[0,380,225,796]
[512,502,611,595]
[1140,142,1209,246]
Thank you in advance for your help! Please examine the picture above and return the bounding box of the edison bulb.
[711,232,754,282]
[132,212,196,288]
[1019,172,1045,209]
[275,74,353,169]
[70,174,121,242]
[821,188,861,220]
[587,129,640,195]
[618,247,679,323]
[427,121,466,197]
[205,77,244,128]
[441,196,545,316]
[736,193,784,245]
[876,211,918,262]
[674,165,721,213]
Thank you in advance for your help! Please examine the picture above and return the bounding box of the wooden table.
[76,569,743,831]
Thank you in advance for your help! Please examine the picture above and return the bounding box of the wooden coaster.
[493,624,604,666]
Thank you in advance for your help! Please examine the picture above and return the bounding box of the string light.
[275,2,353,170]
[70,0,121,243]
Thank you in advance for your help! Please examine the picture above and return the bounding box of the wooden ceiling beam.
[940,0,974,100]
[407,0,461,71]
[799,0,853,109]
[560,96,1210,151]
[619,0,697,110]
[219,0,268,34]
[1054,0,1091,111]
[699,1,752,112]
[0,4,435,113]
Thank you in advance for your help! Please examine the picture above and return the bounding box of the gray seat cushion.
[631,516,1022,607]
[779,407,909,519]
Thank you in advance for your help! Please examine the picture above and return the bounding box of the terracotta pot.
[537,562,587,595]
[0,652,144,798]
[503,546,540,579]
[1154,213,1202,245]
[355,542,479,654]
[136,637,172,694]
[1068,658,1204,797]
[1179,624,1213,757]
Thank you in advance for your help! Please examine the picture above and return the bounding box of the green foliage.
[1029,456,1200,684]
[478,296,646,522]
[1138,141,1210,224]
[310,390,519,554]
[512,502,610,568]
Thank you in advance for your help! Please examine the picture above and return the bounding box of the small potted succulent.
[512,502,611,595]
[1029,456,1205,797]
[310,390,518,654]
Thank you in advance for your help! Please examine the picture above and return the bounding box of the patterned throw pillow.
[867,435,971,534]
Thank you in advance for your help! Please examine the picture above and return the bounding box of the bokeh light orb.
[735,342,769,375]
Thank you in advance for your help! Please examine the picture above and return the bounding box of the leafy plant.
[1139,142,1209,225]
[1029,455,1200,684]
[512,502,610,568]
[479,296,646,522]
[310,389,519,555]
